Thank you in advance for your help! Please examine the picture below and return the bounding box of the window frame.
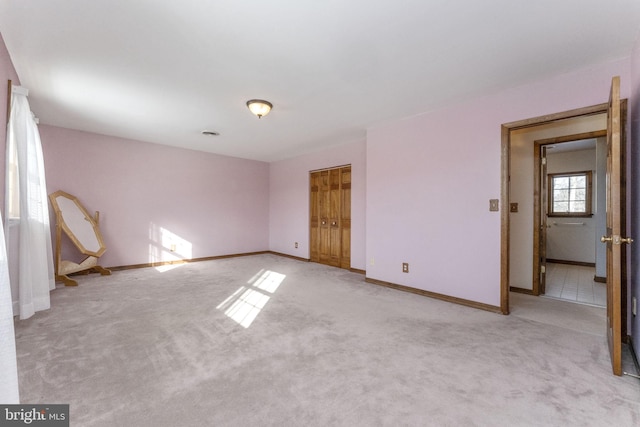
[547,170,593,218]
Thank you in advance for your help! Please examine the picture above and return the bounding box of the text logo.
[1,405,69,426]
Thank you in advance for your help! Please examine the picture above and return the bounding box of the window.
[547,171,592,217]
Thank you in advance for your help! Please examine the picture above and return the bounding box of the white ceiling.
[1,1,639,162]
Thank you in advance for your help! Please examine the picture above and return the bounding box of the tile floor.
[543,262,606,307]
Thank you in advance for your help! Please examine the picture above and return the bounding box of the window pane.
[554,189,569,202]
[554,201,569,212]
[571,201,586,212]
[570,175,586,188]
[553,177,569,190]
[570,188,585,202]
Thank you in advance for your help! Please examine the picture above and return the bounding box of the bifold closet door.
[310,172,320,263]
[340,167,351,269]
[309,166,351,269]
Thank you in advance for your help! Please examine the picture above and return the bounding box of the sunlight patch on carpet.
[217,270,286,328]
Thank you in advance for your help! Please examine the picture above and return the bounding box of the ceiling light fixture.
[201,130,220,136]
[246,99,272,119]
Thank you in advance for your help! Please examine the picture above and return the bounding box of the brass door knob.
[601,235,634,244]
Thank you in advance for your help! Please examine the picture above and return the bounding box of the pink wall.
[367,58,632,308]
[630,32,640,350]
[40,125,270,268]
[269,140,366,270]
[0,33,20,214]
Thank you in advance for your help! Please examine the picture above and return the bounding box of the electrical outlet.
[295,242,298,249]
[402,262,409,273]
[170,244,176,252]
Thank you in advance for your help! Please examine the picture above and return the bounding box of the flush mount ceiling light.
[246,99,272,119]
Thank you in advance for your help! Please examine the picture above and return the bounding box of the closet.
[310,165,351,269]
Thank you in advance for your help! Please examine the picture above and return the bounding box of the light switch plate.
[510,203,518,213]
[489,199,499,212]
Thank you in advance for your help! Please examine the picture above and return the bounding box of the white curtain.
[5,85,55,320]
[0,208,19,403]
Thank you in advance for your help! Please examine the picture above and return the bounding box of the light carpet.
[13,254,640,426]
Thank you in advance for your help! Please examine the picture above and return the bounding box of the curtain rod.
[6,82,37,125]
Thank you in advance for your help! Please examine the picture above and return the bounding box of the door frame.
[500,101,625,314]
[532,130,607,296]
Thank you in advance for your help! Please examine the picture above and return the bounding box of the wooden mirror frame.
[49,190,110,286]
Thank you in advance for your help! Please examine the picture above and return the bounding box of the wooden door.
[319,170,331,265]
[340,167,351,269]
[309,166,351,269]
[310,172,320,262]
[328,168,342,266]
[602,76,630,376]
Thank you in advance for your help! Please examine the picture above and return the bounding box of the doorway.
[533,132,607,307]
[505,113,608,301]
[500,83,629,375]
